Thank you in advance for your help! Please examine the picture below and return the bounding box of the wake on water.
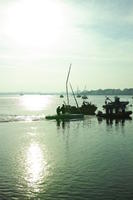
[0,114,46,123]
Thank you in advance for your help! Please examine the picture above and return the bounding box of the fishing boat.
[65,67,97,115]
[46,64,84,121]
[97,96,132,119]
[65,102,97,115]
[45,113,84,120]
[46,64,97,119]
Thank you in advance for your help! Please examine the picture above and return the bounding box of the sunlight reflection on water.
[20,95,51,111]
[25,142,48,193]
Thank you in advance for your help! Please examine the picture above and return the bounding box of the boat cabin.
[103,97,128,114]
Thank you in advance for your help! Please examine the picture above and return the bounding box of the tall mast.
[66,64,72,105]
[70,83,79,108]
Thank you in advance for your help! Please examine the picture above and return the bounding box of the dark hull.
[82,96,88,99]
[97,111,132,119]
[67,105,97,115]
[45,114,84,120]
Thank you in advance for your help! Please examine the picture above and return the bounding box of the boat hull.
[67,105,97,115]
[45,113,84,120]
[97,111,132,119]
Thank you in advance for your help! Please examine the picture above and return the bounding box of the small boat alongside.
[45,113,84,120]
[97,96,132,119]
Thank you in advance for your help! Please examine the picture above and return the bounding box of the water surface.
[0,95,133,200]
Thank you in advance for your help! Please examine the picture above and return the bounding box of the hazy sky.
[0,0,133,92]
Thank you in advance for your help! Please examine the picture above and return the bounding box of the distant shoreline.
[80,88,133,96]
[0,88,133,96]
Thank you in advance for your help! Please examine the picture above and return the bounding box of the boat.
[65,102,97,115]
[77,94,81,98]
[45,113,84,120]
[81,86,88,99]
[97,96,132,119]
[46,64,97,119]
[63,65,97,115]
[69,82,97,115]
[82,95,88,99]
[60,94,64,98]
[76,87,81,98]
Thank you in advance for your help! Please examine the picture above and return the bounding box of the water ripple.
[0,114,45,123]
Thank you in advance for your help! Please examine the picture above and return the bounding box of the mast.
[70,83,79,108]
[66,64,72,105]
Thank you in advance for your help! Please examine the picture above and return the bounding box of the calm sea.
[0,95,133,200]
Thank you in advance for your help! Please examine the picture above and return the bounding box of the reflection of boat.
[97,96,132,119]
[45,113,84,120]
[60,95,64,98]
[97,111,132,119]
[97,117,131,126]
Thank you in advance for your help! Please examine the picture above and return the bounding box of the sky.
[0,0,133,92]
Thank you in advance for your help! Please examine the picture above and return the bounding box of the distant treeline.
[81,88,133,95]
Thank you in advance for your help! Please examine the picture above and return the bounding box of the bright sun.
[5,0,67,48]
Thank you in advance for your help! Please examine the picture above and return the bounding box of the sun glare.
[5,0,67,48]
[20,95,51,111]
